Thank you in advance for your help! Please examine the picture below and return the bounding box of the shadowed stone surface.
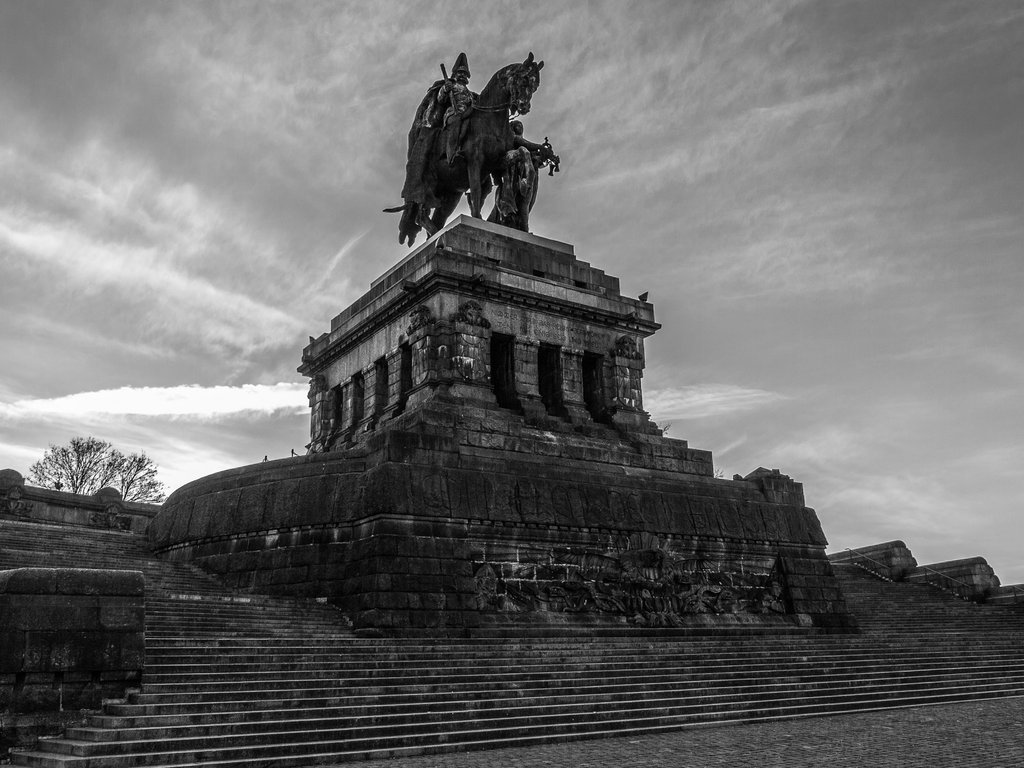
[0,567,144,753]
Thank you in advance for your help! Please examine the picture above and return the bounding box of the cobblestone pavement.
[353,698,1024,768]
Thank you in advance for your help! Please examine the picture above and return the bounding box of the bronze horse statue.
[391,53,550,247]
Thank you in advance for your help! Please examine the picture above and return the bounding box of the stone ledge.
[0,567,144,597]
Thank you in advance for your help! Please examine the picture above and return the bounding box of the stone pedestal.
[152,218,854,635]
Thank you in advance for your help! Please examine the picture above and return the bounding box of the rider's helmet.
[451,52,471,83]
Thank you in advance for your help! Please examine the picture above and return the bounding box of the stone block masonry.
[0,567,144,754]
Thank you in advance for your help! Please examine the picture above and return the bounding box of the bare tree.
[28,436,166,503]
[114,450,165,503]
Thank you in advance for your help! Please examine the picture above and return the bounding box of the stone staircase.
[6,525,1024,766]
[833,561,1024,633]
[0,519,230,596]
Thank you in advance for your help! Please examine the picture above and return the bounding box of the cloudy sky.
[1,1,1022,581]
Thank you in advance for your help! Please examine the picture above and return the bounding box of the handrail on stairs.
[996,583,1024,602]
[833,549,893,582]
[991,581,1024,606]
[835,548,979,602]
[909,564,976,602]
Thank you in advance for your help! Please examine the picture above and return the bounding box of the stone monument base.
[152,396,854,634]
[153,220,853,635]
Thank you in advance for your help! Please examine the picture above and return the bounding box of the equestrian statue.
[386,52,560,246]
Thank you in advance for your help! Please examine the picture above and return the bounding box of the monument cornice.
[299,265,659,377]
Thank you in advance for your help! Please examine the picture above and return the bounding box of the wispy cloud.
[0,139,305,357]
[646,384,788,420]
[301,229,368,313]
[0,383,307,421]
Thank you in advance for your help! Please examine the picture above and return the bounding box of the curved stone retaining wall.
[152,441,852,634]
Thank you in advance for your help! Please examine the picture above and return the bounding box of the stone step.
[138,655,1024,684]
[15,687,1024,767]
[102,672,1024,721]
[141,636,1024,659]
[124,665,1024,706]
[76,676,1024,738]
[140,648,1024,674]
[46,680,1024,755]
[139,660,1024,687]
[88,673,1024,730]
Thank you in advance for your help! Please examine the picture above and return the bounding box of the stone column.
[356,364,378,433]
[337,381,353,440]
[513,338,547,422]
[384,348,407,419]
[559,347,591,425]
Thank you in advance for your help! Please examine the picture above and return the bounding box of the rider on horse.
[440,53,475,165]
[392,52,554,246]
[402,53,476,209]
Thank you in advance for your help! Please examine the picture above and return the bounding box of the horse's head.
[504,52,544,115]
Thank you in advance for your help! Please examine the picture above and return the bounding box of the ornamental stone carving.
[472,540,792,626]
[406,305,434,335]
[90,507,132,531]
[0,484,33,518]
[612,335,641,359]
[307,373,327,402]
[450,300,491,328]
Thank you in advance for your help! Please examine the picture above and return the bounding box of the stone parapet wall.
[0,469,159,534]
[907,557,1000,602]
[153,400,851,634]
[829,540,918,581]
[0,567,144,754]
[989,583,1024,605]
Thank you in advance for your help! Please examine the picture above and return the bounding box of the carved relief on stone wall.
[307,373,327,402]
[451,300,491,328]
[612,366,643,411]
[473,534,792,626]
[0,485,33,518]
[473,562,500,610]
[612,335,641,359]
[306,373,336,454]
[447,301,490,383]
[90,506,133,531]
[406,305,434,335]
